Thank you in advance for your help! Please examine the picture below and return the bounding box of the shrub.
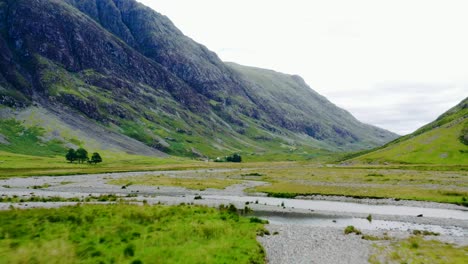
[249,217,269,224]
[344,225,362,235]
[367,173,384,177]
[124,244,135,257]
[412,230,440,236]
[241,173,263,176]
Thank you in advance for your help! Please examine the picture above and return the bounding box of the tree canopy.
[66,148,102,164]
[226,153,242,162]
[90,152,103,164]
[65,148,77,163]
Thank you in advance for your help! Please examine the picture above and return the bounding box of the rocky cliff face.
[0,0,397,158]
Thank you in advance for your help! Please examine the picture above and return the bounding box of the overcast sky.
[138,0,467,135]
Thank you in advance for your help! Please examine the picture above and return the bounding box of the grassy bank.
[109,175,240,191]
[0,204,266,264]
[0,150,304,178]
[370,236,468,264]
[247,165,468,206]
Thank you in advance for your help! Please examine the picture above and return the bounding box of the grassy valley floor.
[0,204,266,264]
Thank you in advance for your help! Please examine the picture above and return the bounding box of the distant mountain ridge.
[345,97,468,165]
[0,0,397,159]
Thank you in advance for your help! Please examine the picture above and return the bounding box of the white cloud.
[138,0,468,134]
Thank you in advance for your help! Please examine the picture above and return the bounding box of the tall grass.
[0,204,266,264]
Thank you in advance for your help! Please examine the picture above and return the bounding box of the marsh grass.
[0,204,266,264]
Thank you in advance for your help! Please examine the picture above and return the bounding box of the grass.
[0,194,125,203]
[0,150,207,178]
[109,175,240,191]
[248,165,468,206]
[1,149,467,206]
[259,182,468,205]
[354,120,468,165]
[0,149,308,178]
[0,204,266,264]
[344,225,362,235]
[0,119,66,157]
[348,99,468,165]
[369,236,468,264]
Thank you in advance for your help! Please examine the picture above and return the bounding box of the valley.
[0,166,467,263]
[0,0,466,263]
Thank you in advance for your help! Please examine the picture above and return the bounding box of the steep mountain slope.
[227,63,395,150]
[0,0,397,159]
[346,97,468,165]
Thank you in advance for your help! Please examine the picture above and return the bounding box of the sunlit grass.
[370,236,468,264]
[255,182,468,205]
[248,165,468,205]
[109,175,240,190]
[0,150,302,178]
[0,204,266,264]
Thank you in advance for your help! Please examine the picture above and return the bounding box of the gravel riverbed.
[1,170,467,264]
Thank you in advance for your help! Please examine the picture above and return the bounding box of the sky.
[138,0,468,135]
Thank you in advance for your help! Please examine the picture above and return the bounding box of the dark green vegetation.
[0,0,396,161]
[346,97,468,165]
[0,204,266,264]
[66,148,102,164]
[90,152,102,164]
[0,119,66,156]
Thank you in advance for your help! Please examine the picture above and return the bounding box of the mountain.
[345,97,468,165]
[0,0,397,159]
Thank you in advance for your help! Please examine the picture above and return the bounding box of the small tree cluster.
[214,153,242,163]
[226,153,242,162]
[66,148,102,164]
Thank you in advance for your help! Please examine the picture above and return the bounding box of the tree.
[232,153,242,162]
[65,148,77,163]
[75,148,88,163]
[90,152,102,164]
[226,153,242,162]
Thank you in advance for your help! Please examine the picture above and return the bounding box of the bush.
[412,230,440,236]
[249,217,269,224]
[344,225,362,235]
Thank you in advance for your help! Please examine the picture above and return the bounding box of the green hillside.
[0,0,397,161]
[347,97,468,165]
